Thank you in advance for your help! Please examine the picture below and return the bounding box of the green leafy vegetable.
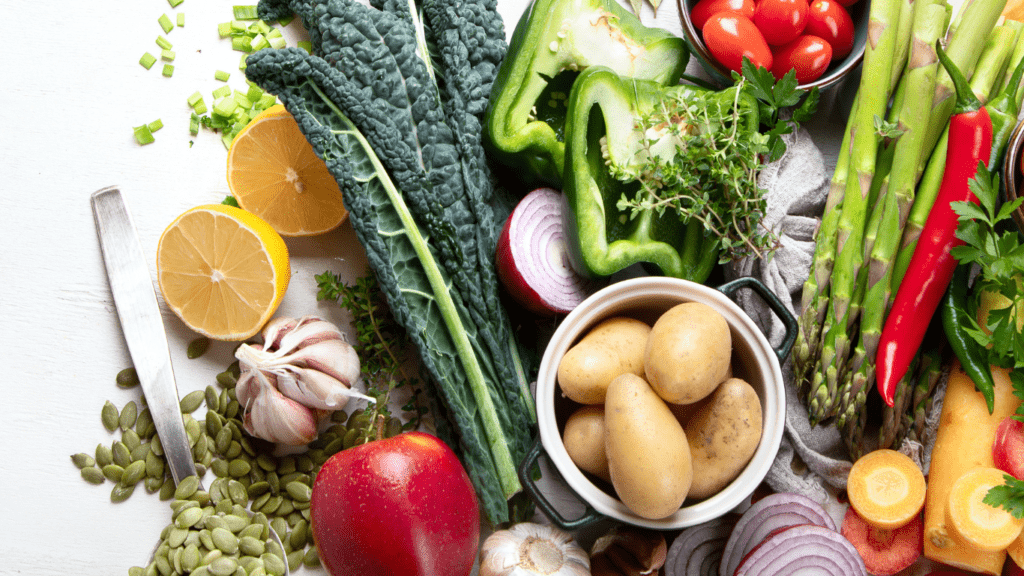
[245,0,535,524]
[733,59,819,162]
[982,474,1024,519]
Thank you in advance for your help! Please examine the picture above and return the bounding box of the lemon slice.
[157,204,289,341]
[227,104,348,237]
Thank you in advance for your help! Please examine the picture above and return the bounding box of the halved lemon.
[157,204,290,341]
[227,104,348,237]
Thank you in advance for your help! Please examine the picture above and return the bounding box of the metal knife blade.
[91,186,196,484]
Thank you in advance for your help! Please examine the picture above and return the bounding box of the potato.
[562,405,610,482]
[605,373,692,519]
[645,302,731,404]
[684,378,762,500]
[557,317,651,404]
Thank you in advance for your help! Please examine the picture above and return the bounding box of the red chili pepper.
[875,45,992,407]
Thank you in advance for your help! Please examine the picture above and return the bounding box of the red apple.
[993,416,1024,480]
[311,431,480,576]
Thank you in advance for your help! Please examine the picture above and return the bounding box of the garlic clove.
[589,527,667,576]
[241,372,318,446]
[480,523,590,576]
[261,316,300,350]
[272,316,345,354]
[275,339,361,387]
[277,366,368,410]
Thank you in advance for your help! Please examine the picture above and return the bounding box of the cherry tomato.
[805,0,855,60]
[771,35,832,83]
[690,0,756,30]
[703,13,773,73]
[753,0,809,46]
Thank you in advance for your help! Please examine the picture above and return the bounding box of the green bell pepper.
[562,66,759,281]
[484,0,689,186]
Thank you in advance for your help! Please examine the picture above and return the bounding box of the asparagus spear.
[835,2,946,430]
[805,0,906,423]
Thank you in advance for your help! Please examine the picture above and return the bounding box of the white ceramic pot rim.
[535,276,786,530]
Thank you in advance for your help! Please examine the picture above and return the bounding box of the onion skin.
[720,492,835,576]
[496,188,600,316]
[664,516,735,576]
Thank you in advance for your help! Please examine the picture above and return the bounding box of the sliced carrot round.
[946,467,1024,553]
[847,449,927,530]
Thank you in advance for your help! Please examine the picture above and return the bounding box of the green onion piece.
[231,36,251,52]
[187,91,204,107]
[213,96,239,118]
[214,70,231,82]
[134,125,155,145]
[296,41,311,54]
[156,36,173,50]
[161,49,176,61]
[189,115,200,136]
[245,84,264,102]
[233,5,259,20]
[230,20,247,32]
[266,28,283,39]
[168,0,184,6]
[249,34,270,52]
[177,13,185,27]
[212,85,232,99]
[249,20,271,34]
[233,91,254,109]
[162,64,175,77]
[221,132,234,149]
[158,14,174,33]
[268,35,286,50]
[148,119,164,132]
[217,22,233,37]
[257,94,277,109]
[139,52,158,69]
[276,14,294,26]
[239,54,249,70]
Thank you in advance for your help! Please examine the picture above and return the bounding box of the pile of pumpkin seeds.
[71,359,398,574]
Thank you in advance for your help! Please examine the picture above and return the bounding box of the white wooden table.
[0,0,859,573]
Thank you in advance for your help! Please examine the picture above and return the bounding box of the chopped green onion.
[233,91,253,109]
[167,0,184,7]
[221,132,234,149]
[177,13,185,27]
[230,20,247,32]
[161,49,176,61]
[156,36,173,50]
[189,114,201,136]
[213,96,239,118]
[239,54,248,70]
[158,14,174,33]
[162,64,175,77]
[217,21,233,37]
[245,84,264,102]
[268,35,286,50]
[139,52,158,69]
[187,91,208,114]
[276,14,294,27]
[231,36,251,52]
[266,28,283,39]
[257,94,277,109]
[133,125,156,145]
[249,34,270,52]
[233,5,259,20]
[214,70,231,82]
[212,85,232,99]
[297,41,312,54]
[148,119,164,132]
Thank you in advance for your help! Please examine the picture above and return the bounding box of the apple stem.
[374,414,387,442]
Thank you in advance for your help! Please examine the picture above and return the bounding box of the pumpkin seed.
[102,464,125,483]
[119,400,139,430]
[247,480,271,498]
[324,436,343,456]
[201,549,224,566]
[81,466,105,485]
[205,385,221,414]
[228,458,251,478]
[285,550,303,571]
[241,534,267,556]
[249,566,267,576]
[71,453,95,469]
[342,428,360,449]
[270,518,288,539]
[150,434,164,457]
[187,336,211,359]
[172,500,200,515]
[95,443,113,467]
[168,527,189,548]
[180,390,206,414]
[159,477,176,500]
[222,513,249,533]
[181,543,201,573]
[112,441,132,467]
[215,428,233,454]
[101,400,119,432]
[186,417,202,446]
[193,434,210,462]
[122,460,147,486]
[207,556,238,576]
[130,441,150,463]
[260,495,283,514]
[302,545,320,568]
[122,428,141,452]
[146,450,165,478]
[292,500,310,511]
[216,368,237,389]
[145,476,163,493]
[252,492,271,512]
[262,552,286,576]
[191,567,210,576]
[128,566,144,576]
[155,555,172,576]
[175,475,200,500]
[288,520,307,550]
[175,506,204,529]
[111,482,136,503]
[285,481,311,502]
[211,526,240,554]
[225,399,240,419]
[275,499,295,517]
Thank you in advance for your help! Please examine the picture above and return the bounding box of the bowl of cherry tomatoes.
[678,0,868,89]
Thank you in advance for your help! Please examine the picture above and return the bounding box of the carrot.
[923,362,1023,574]
[946,467,1024,553]
[1010,532,1024,570]
[847,449,927,530]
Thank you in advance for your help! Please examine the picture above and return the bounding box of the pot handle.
[518,438,605,531]
[716,276,798,364]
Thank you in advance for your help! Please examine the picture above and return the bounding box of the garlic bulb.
[235,316,371,445]
[479,523,590,576]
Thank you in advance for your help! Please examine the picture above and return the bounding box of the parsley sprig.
[315,269,428,437]
[951,163,1024,519]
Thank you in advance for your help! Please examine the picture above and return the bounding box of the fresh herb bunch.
[615,60,818,262]
[951,163,1024,518]
[315,269,428,438]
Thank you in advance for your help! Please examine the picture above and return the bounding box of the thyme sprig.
[315,269,428,437]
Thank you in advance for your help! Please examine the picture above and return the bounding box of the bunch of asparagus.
[794,0,1024,457]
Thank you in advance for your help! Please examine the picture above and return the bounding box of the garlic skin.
[480,523,590,576]
[234,316,371,445]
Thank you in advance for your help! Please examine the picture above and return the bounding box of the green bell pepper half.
[484,0,689,186]
[562,66,759,281]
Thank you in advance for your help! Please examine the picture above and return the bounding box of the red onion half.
[496,188,601,316]
[733,524,866,576]
[720,493,836,576]
[664,516,735,576]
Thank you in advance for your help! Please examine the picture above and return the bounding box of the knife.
[91,186,196,484]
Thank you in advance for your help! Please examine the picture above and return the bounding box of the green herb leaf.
[982,474,1024,519]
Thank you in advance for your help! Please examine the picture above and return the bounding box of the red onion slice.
[720,493,836,576]
[733,524,866,576]
[495,188,601,316]
[665,516,735,576]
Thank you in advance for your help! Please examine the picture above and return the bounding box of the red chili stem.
[875,108,992,406]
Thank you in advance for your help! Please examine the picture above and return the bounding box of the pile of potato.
[558,302,764,520]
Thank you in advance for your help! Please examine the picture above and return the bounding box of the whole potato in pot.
[562,405,611,482]
[684,378,762,500]
[605,373,693,519]
[644,302,731,404]
[557,317,651,404]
